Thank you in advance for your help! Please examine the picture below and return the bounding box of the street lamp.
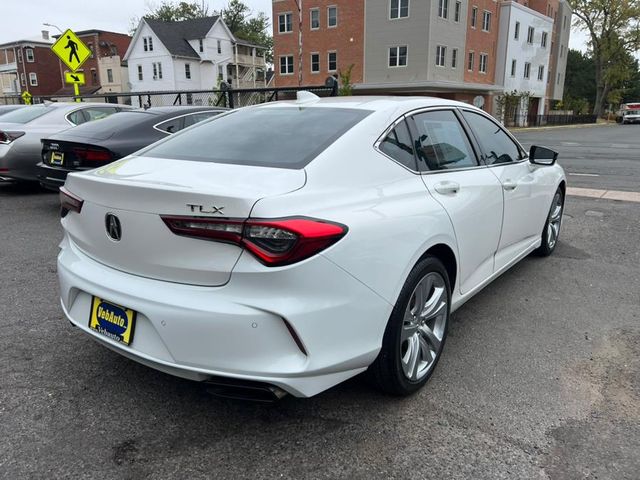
[42,23,63,34]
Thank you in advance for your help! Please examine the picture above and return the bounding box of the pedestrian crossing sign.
[51,29,91,72]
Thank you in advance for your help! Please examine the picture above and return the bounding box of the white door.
[460,109,547,271]
[406,109,504,294]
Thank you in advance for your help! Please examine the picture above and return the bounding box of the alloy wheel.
[547,192,563,249]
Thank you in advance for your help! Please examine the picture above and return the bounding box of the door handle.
[503,180,517,191]
[434,181,460,195]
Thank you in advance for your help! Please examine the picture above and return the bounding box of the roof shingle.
[145,16,219,59]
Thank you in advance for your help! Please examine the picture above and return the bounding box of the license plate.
[89,297,137,346]
[50,152,64,166]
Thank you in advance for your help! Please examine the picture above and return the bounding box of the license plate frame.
[88,296,137,346]
[50,151,64,166]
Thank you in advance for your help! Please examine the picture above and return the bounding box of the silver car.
[0,102,130,182]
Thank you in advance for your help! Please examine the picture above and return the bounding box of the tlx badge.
[187,204,225,215]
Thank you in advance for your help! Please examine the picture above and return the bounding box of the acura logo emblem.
[105,213,122,241]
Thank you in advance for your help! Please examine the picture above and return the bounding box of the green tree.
[144,1,209,21]
[222,0,273,63]
[563,49,596,112]
[570,0,640,116]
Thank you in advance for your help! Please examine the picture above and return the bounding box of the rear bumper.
[36,162,69,190]
[57,234,392,397]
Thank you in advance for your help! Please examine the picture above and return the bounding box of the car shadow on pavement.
[0,181,55,196]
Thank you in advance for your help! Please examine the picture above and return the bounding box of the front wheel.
[369,256,450,396]
[535,187,564,256]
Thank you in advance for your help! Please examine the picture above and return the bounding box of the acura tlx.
[57,93,565,399]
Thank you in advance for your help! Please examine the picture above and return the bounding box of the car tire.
[535,187,564,257]
[369,256,450,396]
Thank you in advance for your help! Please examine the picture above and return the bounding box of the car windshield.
[140,107,372,169]
[0,105,53,124]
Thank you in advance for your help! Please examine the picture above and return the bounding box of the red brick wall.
[16,45,64,96]
[464,0,500,85]
[272,0,364,87]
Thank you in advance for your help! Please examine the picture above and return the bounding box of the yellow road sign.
[65,71,86,85]
[51,29,91,72]
[21,91,32,105]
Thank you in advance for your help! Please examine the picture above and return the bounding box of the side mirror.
[529,145,558,166]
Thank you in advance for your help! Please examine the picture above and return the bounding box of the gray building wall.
[364,0,467,85]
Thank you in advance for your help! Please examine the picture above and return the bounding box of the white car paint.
[57,96,565,398]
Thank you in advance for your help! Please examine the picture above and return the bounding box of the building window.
[137,65,143,81]
[311,53,320,72]
[152,62,162,80]
[328,6,338,27]
[479,53,487,73]
[279,55,294,75]
[514,21,520,39]
[467,51,474,71]
[438,0,449,19]
[310,8,320,29]
[471,7,478,28]
[524,62,531,79]
[454,1,461,22]
[91,69,97,85]
[541,31,548,48]
[563,15,567,29]
[25,48,34,62]
[389,45,408,67]
[482,11,491,31]
[143,36,153,51]
[436,45,446,67]
[20,72,25,86]
[537,65,544,81]
[510,59,516,76]
[527,26,534,44]
[29,72,38,86]
[185,63,191,79]
[328,51,337,71]
[278,13,293,33]
[217,40,222,54]
[199,39,204,52]
[218,64,224,79]
[451,48,458,68]
[17,49,23,63]
[390,0,409,19]
[107,68,114,83]
[557,72,561,84]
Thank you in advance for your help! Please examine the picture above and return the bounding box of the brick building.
[272,0,571,115]
[0,31,64,97]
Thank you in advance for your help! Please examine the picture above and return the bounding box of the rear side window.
[378,120,416,170]
[155,116,183,134]
[461,110,523,165]
[67,110,87,125]
[142,107,372,169]
[83,107,118,122]
[181,111,221,128]
[409,110,478,171]
[0,105,51,124]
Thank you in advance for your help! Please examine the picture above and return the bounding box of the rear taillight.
[0,131,25,144]
[161,216,348,267]
[59,186,83,217]
[72,147,112,162]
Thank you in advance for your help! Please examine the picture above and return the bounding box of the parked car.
[57,94,565,399]
[0,102,130,183]
[38,106,227,190]
[0,105,26,118]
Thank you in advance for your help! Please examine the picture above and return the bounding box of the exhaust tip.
[205,377,288,403]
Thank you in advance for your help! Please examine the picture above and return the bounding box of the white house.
[495,1,553,120]
[124,16,267,97]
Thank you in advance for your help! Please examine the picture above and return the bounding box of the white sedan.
[57,94,565,399]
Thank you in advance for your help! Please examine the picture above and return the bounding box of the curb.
[510,122,615,132]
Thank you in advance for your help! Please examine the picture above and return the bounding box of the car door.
[406,109,504,295]
[460,109,547,271]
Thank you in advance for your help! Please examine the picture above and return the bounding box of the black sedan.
[37,106,227,190]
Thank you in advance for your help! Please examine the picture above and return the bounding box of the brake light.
[161,216,348,266]
[72,147,112,162]
[0,131,25,144]
[59,186,84,216]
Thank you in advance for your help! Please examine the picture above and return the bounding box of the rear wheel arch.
[416,243,457,293]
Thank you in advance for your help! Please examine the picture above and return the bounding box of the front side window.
[311,9,320,29]
[462,110,523,165]
[280,55,294,75]
[436,45,446,67]
[389,46,408,67]
[390,0,410,19]
[328,6,338,27]
[328,51,337,71]
[410,110,478,171]
[482,11,491,31]
[278,13,293,33]
[378,120,416,170]
[438,0,449,18]
[141,107,372,169]
[311,53,320,73]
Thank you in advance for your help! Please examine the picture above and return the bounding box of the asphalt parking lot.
[1,124,638,479]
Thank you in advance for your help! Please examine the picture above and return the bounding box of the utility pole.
[294,0,302,86]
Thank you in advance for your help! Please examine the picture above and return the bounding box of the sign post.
[51,29,91,102]
[21,91,32,105]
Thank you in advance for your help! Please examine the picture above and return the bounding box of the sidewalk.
[510,121,615,132]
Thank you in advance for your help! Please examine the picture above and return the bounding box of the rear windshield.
[66,110,156,135]
[0,105,52,124]
[140,107,372,169]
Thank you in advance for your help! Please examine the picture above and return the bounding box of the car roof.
[135,106,228,116]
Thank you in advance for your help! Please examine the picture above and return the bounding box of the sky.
[0,0,590,51]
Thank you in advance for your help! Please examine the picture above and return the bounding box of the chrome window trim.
[152,110,223,135]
